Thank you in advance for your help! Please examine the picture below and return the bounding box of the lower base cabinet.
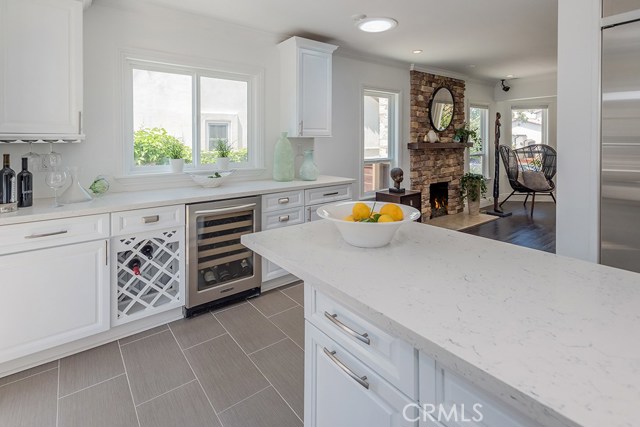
[0,240,109,363]
[305,322,417,427]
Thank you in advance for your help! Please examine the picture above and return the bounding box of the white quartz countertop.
[242,220,640,427]
[0,175,354,226]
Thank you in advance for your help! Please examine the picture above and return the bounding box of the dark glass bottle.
[1,154,17,205]
[17,157,33,208]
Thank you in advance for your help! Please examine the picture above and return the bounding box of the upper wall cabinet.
[0,0,84,141]
[278,36,338,138]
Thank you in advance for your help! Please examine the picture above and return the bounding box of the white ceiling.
[134,0,558,82]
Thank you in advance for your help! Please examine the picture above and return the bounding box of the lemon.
[352,202,371,221]
[342,215,355,222]
[380,203,403,221]
[378,214,395,223]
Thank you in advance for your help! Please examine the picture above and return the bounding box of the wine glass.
[42,142,63,171]
[45,168,69,207]
[21,140,41,172]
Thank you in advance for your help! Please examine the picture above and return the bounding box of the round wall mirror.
[429,87,455,131]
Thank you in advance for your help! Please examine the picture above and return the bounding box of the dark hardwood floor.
[463,201,556,253]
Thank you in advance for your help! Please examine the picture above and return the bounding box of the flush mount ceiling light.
[355,16,398,33]
[412,49,423,54]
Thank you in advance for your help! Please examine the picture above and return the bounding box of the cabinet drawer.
[111,204,184,236]
[262,206,305,230]
[436,367,540,427]
[0,214,109,255]
[305,184,352,205]
[306,284,417,398]
[306,322,418,427]
[262,190,304,213]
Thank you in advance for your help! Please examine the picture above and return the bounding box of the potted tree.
[460,173,487,216]
[214,139,232,171]
[165,140,189,173]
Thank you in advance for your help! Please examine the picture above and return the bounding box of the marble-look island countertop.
[0,175,353,226]
[242,220,640,427]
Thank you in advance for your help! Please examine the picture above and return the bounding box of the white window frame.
[468,104,490,177]
[122,51,263,175]
[361,88,399,198]
[510,105,549,148]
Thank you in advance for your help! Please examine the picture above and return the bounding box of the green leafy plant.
[460,173,487,202]
[455,122,482,147]
[214,139,232,158]
[133,127,191,165]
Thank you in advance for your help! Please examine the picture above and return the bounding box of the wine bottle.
[0,154,17,213]
[128,258,142,276]
[141,244,154,260]
[17,157,33,208]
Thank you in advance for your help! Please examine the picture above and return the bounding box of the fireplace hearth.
[430,182,448,218]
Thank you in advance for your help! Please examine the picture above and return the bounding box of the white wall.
[1,0,414,199]
[556,0,601,262]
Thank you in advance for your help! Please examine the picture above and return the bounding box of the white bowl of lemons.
[317,201,421,248]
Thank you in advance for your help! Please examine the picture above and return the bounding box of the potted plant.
[455,122,481,145]
[460,173,487,216]
[214,139,232,171]
[165,140,189,173]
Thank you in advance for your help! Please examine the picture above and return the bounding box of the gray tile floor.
[0,282,305,427]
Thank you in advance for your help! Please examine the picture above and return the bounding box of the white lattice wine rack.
[112,228,185,325]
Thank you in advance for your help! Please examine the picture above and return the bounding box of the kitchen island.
[242,220,640,427]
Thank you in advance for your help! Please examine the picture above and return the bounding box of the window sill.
[108,168,267,193]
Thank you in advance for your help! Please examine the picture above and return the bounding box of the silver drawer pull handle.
[279,215,290,222]
[323,348,369,389]
[24,230,68,239]
[278,197,290,204]
[323,191,339,197]
[142,215,160,224]
[324,311,370,345]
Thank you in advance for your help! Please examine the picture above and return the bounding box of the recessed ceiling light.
[506,74,514,78]
[412,49,423,54]
[468,64,476,68]
[355,17,398,33]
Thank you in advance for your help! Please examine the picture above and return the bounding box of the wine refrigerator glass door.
[186,196,261,308]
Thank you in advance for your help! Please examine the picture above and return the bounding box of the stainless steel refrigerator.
[601,19,640,273]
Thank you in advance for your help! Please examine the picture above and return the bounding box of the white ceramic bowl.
[316,201,421,248]
[190,171,234,188]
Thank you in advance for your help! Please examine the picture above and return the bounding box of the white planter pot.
[216,157,230,171]
[467,198,480,216]
[170,159,185,173]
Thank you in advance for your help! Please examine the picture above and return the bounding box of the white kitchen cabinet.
[111,206,185,326]
[305,322,418,427]
[0,0,84,140]
[261,184,352,286]
[279,36,338,137]
[0,240,109,364]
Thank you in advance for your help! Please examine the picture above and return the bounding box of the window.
[469,105,489,176]
[363,89,398,195]
[125,57,261,174]
[511,107,548,148]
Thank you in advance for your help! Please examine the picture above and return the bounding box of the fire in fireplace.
[430,182,448,218]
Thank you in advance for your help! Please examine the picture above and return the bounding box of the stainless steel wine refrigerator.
[185,197,261,316]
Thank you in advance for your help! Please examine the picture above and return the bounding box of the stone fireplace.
[408,70,467,219]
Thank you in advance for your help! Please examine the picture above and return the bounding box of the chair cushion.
[522,171,553,191]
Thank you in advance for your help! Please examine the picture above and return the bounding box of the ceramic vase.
[170,159,184,173]
[216,157,230,171]
[273,132,294,182]
[299,149,319,181]
[467,187,481,216]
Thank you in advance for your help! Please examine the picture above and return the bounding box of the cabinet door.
[0,240,109,363]
[299,48,332,137]
[306,322,417,427]
[0,0,83,136]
